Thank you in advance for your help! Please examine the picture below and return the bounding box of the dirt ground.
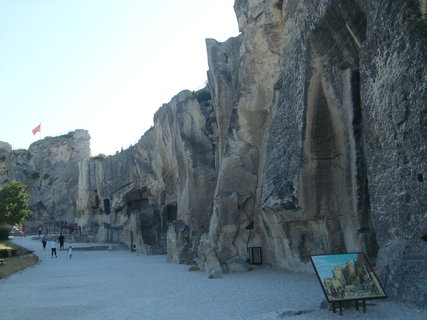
[0,241,39,279]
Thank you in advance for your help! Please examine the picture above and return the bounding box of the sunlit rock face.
[0,130,90,230]
[75,90,217,256]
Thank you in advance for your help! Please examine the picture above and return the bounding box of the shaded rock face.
[0,130,90,231]
[201,0,426,307]
[260,0,372,271]
[358,0,427,305]
[167,220,193,264]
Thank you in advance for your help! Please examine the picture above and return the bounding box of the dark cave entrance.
[159,203,178,231]
[166,204,177,224]
[103,199,111,214]
[124,188,149,212]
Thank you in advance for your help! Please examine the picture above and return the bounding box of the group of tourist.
[37,222,82,238]
[37,226,49,238]
[41,234,72,259]
[34,221,82,260]
[59,221,82,236]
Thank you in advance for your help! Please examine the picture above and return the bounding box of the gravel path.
[0,237,425,320]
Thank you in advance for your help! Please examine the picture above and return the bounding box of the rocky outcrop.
[0,130,90,231]
[201,0,426,307]
[167,220,193,264]
[75,90,217,256]
[0,142,13,186]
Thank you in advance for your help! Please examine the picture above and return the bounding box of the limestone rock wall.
[201,0,286,275]
[0,142,13,186]
[0,130,90,231]
[75,90,217,255]
[359,0,427,305]
[261,0,372,272]
[200,0,426,307]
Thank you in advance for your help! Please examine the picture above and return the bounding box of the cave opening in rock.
[103,199,111,214]
[166,204,177,224]
[91,190,100,209]
[124,188,149,212]
[139,209,161,246]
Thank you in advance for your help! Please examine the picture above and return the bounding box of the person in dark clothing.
[58,234,65,250]
[42,237,47,250]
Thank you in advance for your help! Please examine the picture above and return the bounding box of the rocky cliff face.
[75,90,217,256]
[0,130,90,230]
[2,0,425,308]
[201,0,426,307]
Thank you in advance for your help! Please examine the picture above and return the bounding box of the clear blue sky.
[0,0,239,155]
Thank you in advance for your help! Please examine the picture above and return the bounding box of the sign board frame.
[310,252,387,303]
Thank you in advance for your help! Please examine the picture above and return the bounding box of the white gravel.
[1,237,426,320]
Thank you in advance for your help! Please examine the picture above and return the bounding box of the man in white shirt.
[51,239,57,258]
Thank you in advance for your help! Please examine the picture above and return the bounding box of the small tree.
[0,180,32,226]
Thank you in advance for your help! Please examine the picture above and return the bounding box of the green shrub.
[0,248,17,258]
[90,154,107,161]
[0,225,11,240]
[192,87,211,103]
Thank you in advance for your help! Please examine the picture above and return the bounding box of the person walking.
[68,246,73,259]
[58,234,65,250]
[51,239,57,258]
[41,237,47,251]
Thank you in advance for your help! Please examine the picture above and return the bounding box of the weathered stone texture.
[167,220,193,264]
[359,0,427,306]
[0,130,90,230]
[75,90,217,257]
[0,142,13,185]
[203,0,426,307]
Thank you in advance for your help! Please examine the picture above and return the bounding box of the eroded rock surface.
[203,0,426,307]
[75,90,217,256]
[0,130,90,229]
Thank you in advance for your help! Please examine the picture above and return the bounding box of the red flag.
[32,124,41,135]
